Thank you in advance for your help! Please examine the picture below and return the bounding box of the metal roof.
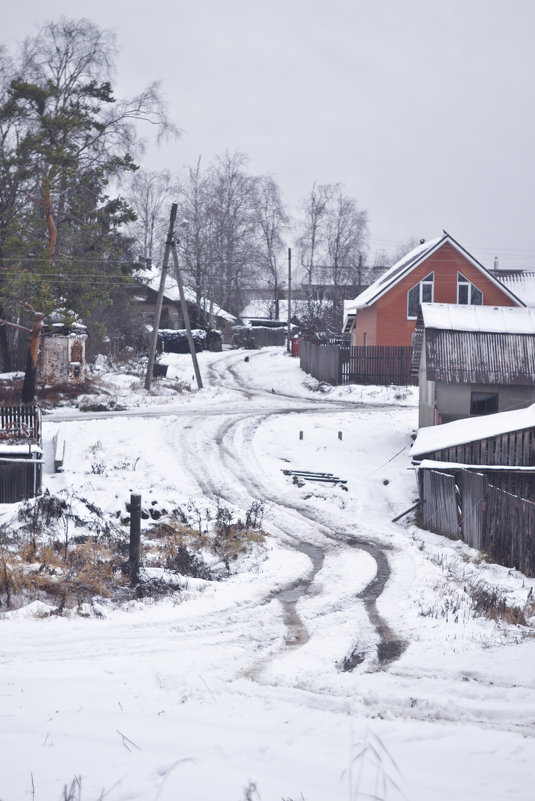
[412,404,535,458]
[421,303,535,333]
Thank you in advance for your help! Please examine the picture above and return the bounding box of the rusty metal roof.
[426,329,535,384]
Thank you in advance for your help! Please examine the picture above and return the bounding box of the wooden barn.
[411,405,535,576]
[342,232,523,347]
[0,405,43,503]
[414,303,535,427]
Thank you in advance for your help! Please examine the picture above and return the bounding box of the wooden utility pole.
[145,203,177,391]
[171,238,203,390]
[287,247,292,353]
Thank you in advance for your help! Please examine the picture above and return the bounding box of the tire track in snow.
[174,401,406,674]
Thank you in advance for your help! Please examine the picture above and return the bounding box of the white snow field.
[1,347,535,801]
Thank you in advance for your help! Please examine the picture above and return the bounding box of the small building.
[415,303,535,427]
[412,403,535,509]
[137,277,236,344]
[342,232,523,346]
[39,312,87,385]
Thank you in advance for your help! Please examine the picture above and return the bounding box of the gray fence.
[0,457,42,503]
[300,341,416,386]
[418,466,535,577]
[299,340,345,384]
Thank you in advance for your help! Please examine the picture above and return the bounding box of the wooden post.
[338,431,342,440]
[299,430,303,440]
[286,247,292,353]
[171,239,203,390]
[129,493,142,585]
[145,204,177,391]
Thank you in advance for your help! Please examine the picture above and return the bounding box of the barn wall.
[435,382,535,424]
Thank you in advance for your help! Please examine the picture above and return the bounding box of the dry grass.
[0,495,268,614]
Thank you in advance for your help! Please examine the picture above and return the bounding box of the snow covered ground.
[1,348,535,801]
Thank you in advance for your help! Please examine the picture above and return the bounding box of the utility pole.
[144,203,177,391]
[171,237,203,390]
[287,247,292,353]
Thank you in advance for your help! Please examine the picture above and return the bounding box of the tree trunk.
[21,317,43,404]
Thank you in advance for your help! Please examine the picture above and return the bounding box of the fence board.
[422,469,460,538]
[459,471,486,550]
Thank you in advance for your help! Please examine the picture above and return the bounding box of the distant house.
[137,277,236,344]
[415,303,535,427]
[343,232,523,346]
[489,268,535,307]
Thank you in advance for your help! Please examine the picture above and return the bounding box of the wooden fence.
[418,466,535,577]
[300,341,416,386]
[0,405,43,503]
[350,345,416,385]
[0,405,41,444]
[299,340,345,385]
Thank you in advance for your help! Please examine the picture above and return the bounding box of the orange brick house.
[343,232,524,346]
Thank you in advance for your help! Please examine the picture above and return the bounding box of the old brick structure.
[40,333,87,385]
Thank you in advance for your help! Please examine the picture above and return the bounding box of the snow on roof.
[146,276,236,322]
[0,444,43,455]
[345,236,444,313]
[494,272,535,307]
[421,303,535,334]
[411,403,535,458]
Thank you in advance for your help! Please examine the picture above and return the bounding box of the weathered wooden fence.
[418,466,535,576]
[350,345,416,385]
[0,405,43,503]
[300,341,416,386]
[299,340,345,384]
[0,405,40,444]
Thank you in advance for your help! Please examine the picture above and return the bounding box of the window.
[407,272,434,318]
[470,391,498,416]
[458,273,483,305]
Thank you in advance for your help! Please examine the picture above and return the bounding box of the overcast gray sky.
[4,0,535,268]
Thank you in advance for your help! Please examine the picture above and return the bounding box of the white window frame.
[407,272,434,319]
[457,272,483,305]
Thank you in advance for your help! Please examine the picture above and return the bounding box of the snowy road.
[2,348,535,801]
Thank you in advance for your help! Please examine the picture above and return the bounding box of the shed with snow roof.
[412,403,535,502]
[342,232,523,348]
[137,277,237,344]
[415,303,535,427]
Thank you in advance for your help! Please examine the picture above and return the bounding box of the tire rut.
[175,404,407,673]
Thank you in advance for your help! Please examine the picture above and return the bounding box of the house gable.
[351,234,524,347]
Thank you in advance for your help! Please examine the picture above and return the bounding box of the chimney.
[494,256,499,270]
